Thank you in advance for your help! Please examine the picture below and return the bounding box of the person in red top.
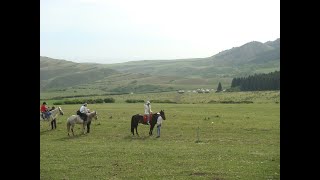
[40,102,51,119]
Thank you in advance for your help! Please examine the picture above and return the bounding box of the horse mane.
[87,111,97,117]
[50,107,58,113]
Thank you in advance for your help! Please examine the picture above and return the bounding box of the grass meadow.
[40,91,280,180]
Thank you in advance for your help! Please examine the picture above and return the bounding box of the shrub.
[86,99,95,104]
[208,100,253,104]
[150,100,176,103]
[61,98,114,104]
[95,98,104,103]
[64,100,76,104]
[53,101,64,105]
[104,98,115,103]
[125,99,144,103]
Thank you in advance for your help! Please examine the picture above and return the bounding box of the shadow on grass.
[123,134,153,141]
[54,133,89,141]
[40,129,54,135]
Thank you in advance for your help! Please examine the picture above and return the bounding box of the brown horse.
[131,110,166,136]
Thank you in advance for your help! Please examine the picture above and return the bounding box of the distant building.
[197,89,205,93]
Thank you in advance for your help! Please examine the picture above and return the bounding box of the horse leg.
[51,120,53,130]
[132,125,135,136]
[136,126,139,137]
[67,122,71,136]
[48,120,51,130]
[53,119,57,129]
[71,124,75,136]
[87,121,91,133]
[149,125,154,136]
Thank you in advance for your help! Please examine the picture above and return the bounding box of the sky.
[40,0,280,64]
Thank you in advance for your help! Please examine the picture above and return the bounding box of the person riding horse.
[40,102,51,119]
[144,100,152,125]
[131,110,166,136]
[77,103,89,122]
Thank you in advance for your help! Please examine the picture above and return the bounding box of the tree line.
[230,71,280,91]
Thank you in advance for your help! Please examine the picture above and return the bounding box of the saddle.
[143,113,153,124]
[76,110,87,121]
[41,111,51,120]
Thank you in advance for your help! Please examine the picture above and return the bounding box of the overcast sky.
[40,0,280,64]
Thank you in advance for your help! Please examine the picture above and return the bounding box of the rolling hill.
[40,38,279,95]
[105,38,280,78]
[40,57,120,90]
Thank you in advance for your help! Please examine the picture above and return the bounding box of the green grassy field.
[41,91,280,105]
[40,93,280,179]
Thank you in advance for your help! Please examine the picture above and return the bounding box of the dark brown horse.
[131,110,166,136]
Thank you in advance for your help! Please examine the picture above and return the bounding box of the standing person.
[156,112,164,138]
[40,102,51,119]
[79,103,89,121]
[144,100,152,125]
[50,106,57,129]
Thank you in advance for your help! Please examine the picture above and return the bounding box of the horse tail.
[67,120,71,133]
[131,115,135,134]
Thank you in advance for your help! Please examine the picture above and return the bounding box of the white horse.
[67,111,98,136]
[41,107,64,130]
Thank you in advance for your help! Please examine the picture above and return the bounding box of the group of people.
[40,102,89,121]
[40,100,164,137]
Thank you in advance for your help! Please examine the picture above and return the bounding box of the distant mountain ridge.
[40,38,279,93]
[105,38,280,77]
[210,39,279,65]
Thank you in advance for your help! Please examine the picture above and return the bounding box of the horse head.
[160,110,166,120]
[58,107,64,115]
[88,111,98,120]
[93,111,98,120]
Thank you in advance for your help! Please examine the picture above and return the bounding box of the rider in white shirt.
[144,101,152,125]
[79,103,89,121]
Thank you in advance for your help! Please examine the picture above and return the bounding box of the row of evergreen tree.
[231,71,280,91]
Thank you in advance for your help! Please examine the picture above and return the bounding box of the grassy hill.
[105,38,280,78]
[41,57,121,90]
[40,57,229,96]
[40,38,279,95]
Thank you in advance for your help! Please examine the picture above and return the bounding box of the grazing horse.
[66,111,98,136]
[41,107,64,130]
[131,110,166,136]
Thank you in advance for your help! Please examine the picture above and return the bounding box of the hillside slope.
[40,38,279,94]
